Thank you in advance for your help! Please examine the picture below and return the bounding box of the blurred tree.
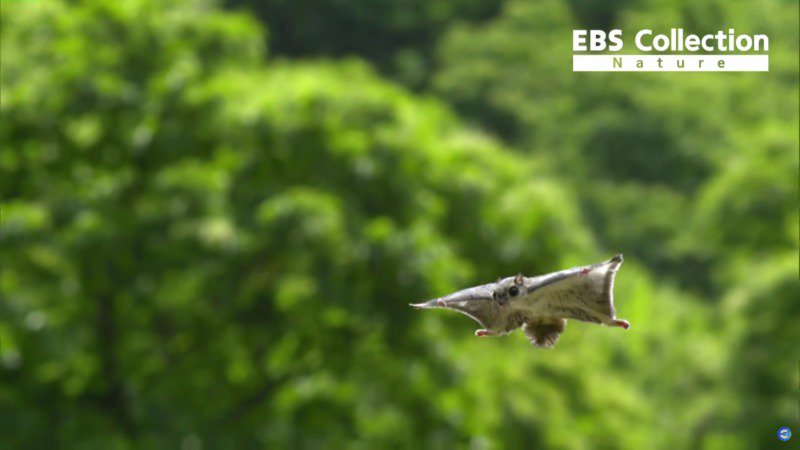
[0,1,627,448]
[433,3,799,448]
[433,0,799,292]
[0,0,796,449]
[719,255,800,449]
[223,0,505,88]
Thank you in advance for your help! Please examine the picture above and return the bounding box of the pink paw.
[578,268,590,276]
[611,319,630,330]
[475,329,494,337]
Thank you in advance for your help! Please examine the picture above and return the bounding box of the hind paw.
[475,329,496,337]
[611,319,630,330]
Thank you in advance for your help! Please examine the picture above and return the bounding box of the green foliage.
[433,1,799,447]
[224,0,505,87]
[434,0,798,285]
[0,0,797,449]
[721,255,799,449]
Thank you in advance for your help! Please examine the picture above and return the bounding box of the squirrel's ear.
[515,274,524,285]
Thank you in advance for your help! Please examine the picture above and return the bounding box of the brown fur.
[523,318,567,348]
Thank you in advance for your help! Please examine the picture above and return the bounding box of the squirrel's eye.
[508,286,519,297]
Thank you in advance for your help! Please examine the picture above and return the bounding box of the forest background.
[1,0,798,448]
